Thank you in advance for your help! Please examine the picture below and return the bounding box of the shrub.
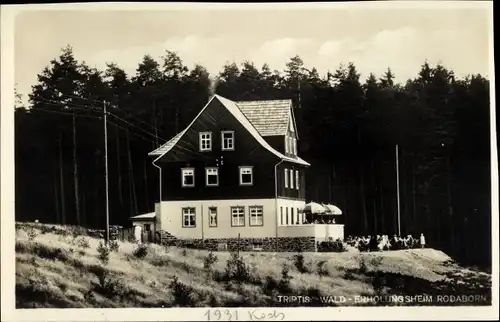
[29,256,38,267]
[262,265,293,296]
[89,264,127,300]
[292,252,309,273]
[34,244,69,262]
[97,241,110,266]
[358,256,367,274]
[318,239,347,252]
[109,239,120,252]
[278,263,293,293]
[150,253,169,267]
[370,256,383,268]
[77,237,90,249]
[170,276,196,306]
[27,227,38,241]
[203,251,218,271]
[181,248,188,257]
[317,260,329,277]
[99,278,127,300]
[133,243,148,259]
[224,251,253,283]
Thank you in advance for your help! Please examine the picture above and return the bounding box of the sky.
[13,3,492,103]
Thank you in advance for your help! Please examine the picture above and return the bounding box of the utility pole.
[104,100,110,245]
[396,144,401,236]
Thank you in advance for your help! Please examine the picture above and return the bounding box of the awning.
[323,204,343,215]
[302,202,326,214]
[130,212,155,220]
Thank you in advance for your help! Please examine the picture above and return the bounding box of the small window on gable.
[199,132,212,151]
[284,169,289,188]
[181,168,195,187]
[292,138,297,155]
[290,169,294,189]
[206,167,219,186]
[284,136,289,154]
[295,170,299,190]
[239,166,253,186]
[221,131,234,151]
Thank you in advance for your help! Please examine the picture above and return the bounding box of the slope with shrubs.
[15,222,491,308]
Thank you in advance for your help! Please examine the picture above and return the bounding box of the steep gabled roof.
[235,99,292,137]
[149,95,310,166]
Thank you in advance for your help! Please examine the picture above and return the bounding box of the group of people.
[346,233,426,252]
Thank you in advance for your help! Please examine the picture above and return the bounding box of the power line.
[30,106,102,120]
[32,106,163,144]
[107,111,166,143]
[111,120,161,144]
[35,98,166,143]
[40,92,161,133]
[37,97,98,111]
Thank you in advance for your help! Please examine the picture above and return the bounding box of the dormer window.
[206,167,219,186]
[199,132,212,151]
[221,131,234,151]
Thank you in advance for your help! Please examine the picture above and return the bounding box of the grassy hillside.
[15,222,491,308]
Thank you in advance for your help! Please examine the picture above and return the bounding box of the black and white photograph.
[1,1,497,321]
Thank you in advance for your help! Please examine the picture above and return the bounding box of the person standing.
[420,233,426,248]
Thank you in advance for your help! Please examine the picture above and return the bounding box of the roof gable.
[149,95,310,166]
[235,99,292,137]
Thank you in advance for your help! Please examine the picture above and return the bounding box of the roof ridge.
[236,99,292,103]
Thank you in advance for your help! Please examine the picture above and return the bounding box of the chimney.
[208,76,219,101]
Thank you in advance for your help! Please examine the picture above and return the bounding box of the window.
[182,207,196,228]
[290,169,294,189]
[285,136,289,154]
[239,166,253,186]
[231,206,245,227]
[205,167,219,186]
[285,207,289,225]
[181,168,195,187]
[295,170,299,190]
[284,169,289,188]
[280,206,284,226]
[292,138,297,155]
[297,208,301,224]
[208,207,217,227]
[249,206,263,226]
[291,208,295,226]
[199,132,212,151]
[221,131,234,151]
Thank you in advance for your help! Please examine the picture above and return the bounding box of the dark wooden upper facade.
[151,95,309,202]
